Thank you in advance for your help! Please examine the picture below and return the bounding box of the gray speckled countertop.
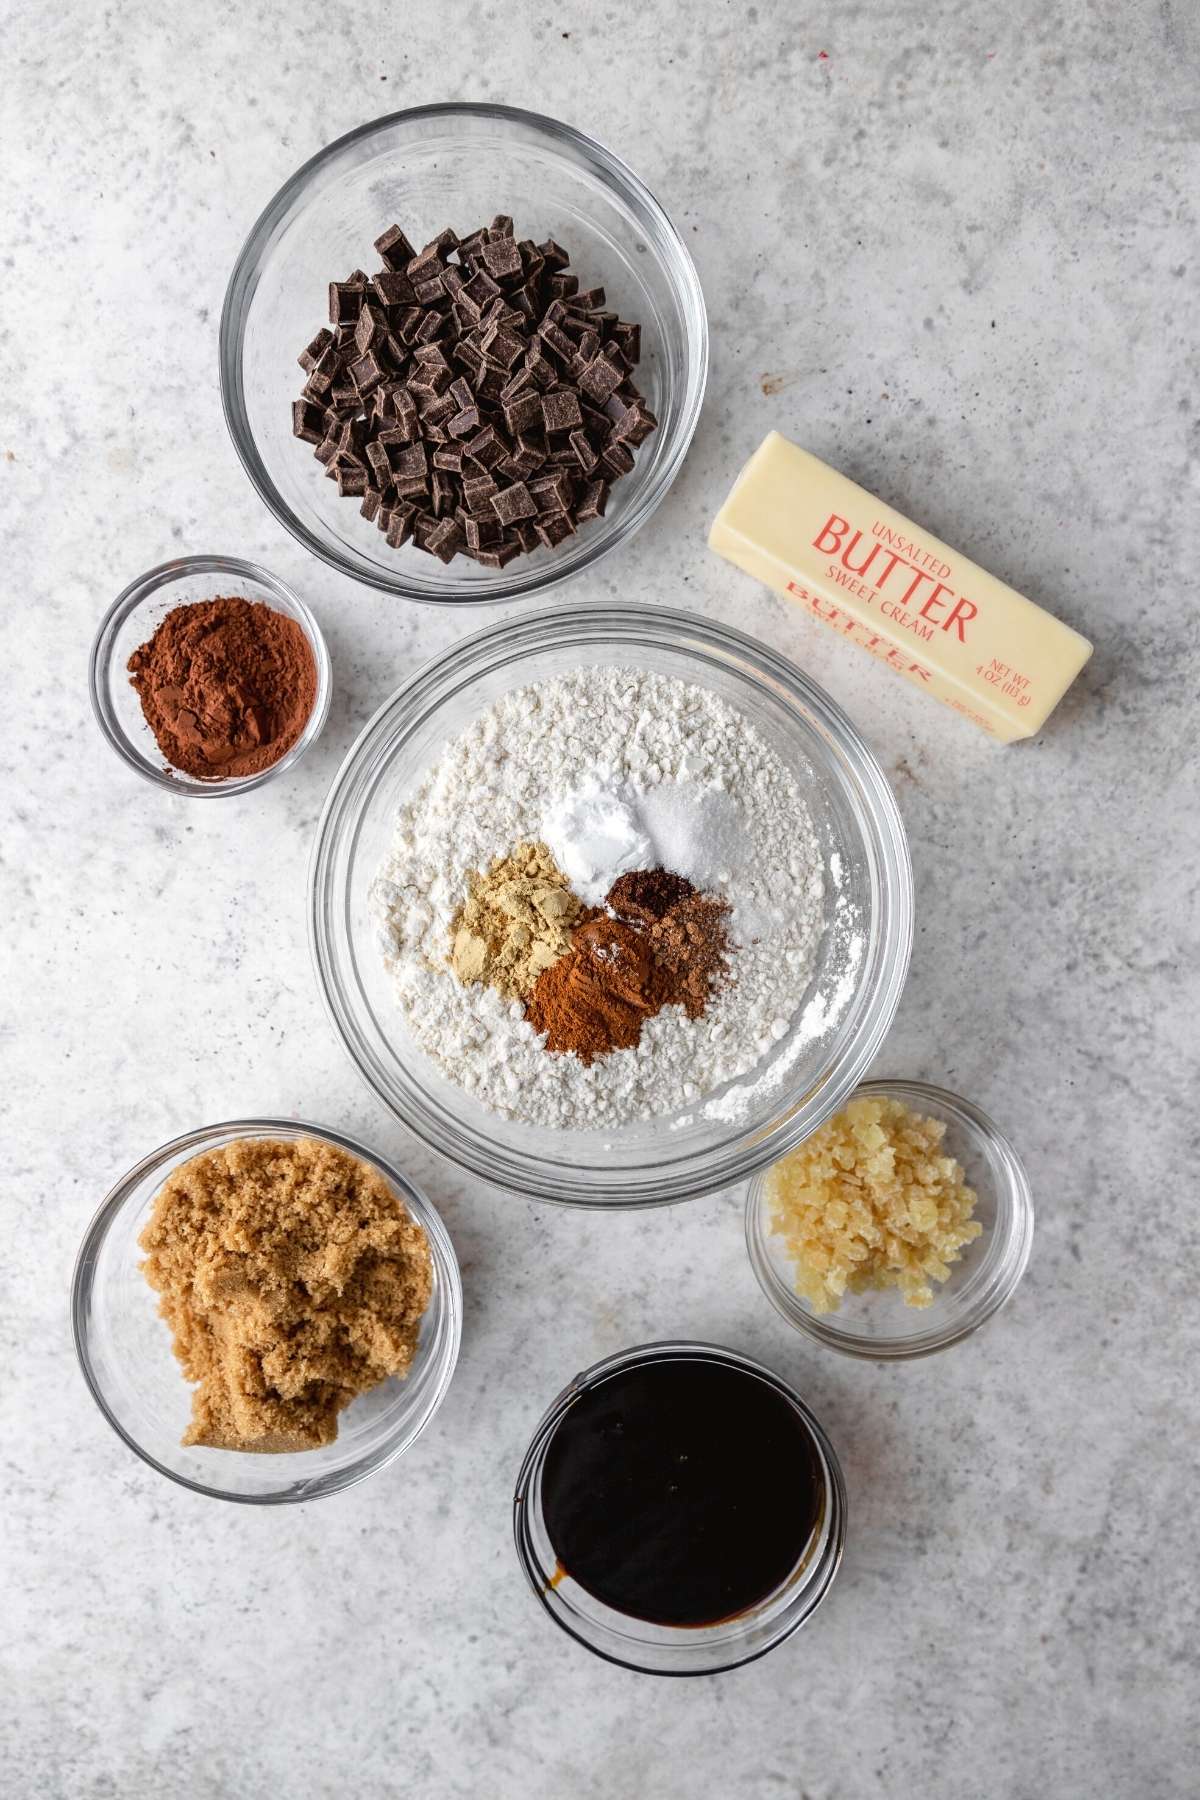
[3,2,1197,1795]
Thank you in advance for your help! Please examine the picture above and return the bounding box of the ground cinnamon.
[525,869,734,1063]
[127,596,317,780]
[524,914,661,1062]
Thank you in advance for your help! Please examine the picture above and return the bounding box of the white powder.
[372,667,827,1128]
[541,777,758,924]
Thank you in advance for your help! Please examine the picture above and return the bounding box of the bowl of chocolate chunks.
[221,103,708,605]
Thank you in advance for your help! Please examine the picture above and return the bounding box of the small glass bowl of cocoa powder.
[89,555,331,795]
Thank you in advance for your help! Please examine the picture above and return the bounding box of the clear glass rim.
[308,600,915,1208]
[218,101,708,606]
[87,555,333,797]
[70,1116,463,1504]
[745,1079,1035,1361]
[511,1339,848,1676]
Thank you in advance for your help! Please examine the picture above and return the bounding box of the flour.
[372,667,827,1128]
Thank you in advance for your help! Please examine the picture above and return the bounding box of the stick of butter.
[709,432,1092,742]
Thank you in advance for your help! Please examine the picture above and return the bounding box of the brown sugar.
[138,1136,432,1453]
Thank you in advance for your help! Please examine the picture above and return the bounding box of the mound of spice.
[127,596,317,780]
[139,1135,432,1453]
[766,1094,983,1313]
[525,869,733,1063]
[449,841,583,1000]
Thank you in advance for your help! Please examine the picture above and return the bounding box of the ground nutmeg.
[127,596,317,780]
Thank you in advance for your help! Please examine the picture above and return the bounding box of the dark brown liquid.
[540,1355,824,1628]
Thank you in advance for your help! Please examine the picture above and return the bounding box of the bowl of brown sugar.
[89,555,331,795]
[72,1119,462,1502]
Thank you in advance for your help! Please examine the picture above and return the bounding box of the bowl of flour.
[310,604,912,1207]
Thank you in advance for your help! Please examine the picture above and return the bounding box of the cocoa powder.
[525,869,734,1063]
[128,596,317,780]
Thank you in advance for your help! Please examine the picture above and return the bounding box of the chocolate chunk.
[568,428,598,472]
[462,472,499,513]
[538,321,575,365]
[360,488,383,522]
[329,282,365,325]
[509,434,546,477]
[418,311,450,347]
[349,350,385,394]
[480,236,523,280]
[529,470,575,515]
[391,442,429,496]
[396,305,425,345]
[432,446,464,472]
[503,391,542,437]
[372,269,416,308]
[613,320,642,363]
[535,512,576,549]
[292,398,326,443]
[538,238,570,271]
[471,540,523,568]
[423,517,466,563]
[299,327,334,371]
[461,270,501,314]
[336,465,367,497]
[523,347,557,390]
[354,305,382,356]
[600,439,636,478]
[449,406,481,440]
[481,324,524,369]
[463,515,501,551]
[386,505,415,547]
[611,397,658,445]
[474,365,507,406]
[490,482,537,525]
[579,353,624,404]
[464,425,507,469]
[420,390,457,428]
[575,479,609,521]
[374,224,417,269]
[430,469,455,517]
[452,339,486,379]
[489,213,515,237]
[541,389,583,435]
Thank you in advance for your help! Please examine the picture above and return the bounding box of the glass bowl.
[512,1342,847,1676]
[746,1079,1035,1359]
[220,103,707,605]
[89,555,332,796]
[309,602,913,1208]
[72,1119,462,1502]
